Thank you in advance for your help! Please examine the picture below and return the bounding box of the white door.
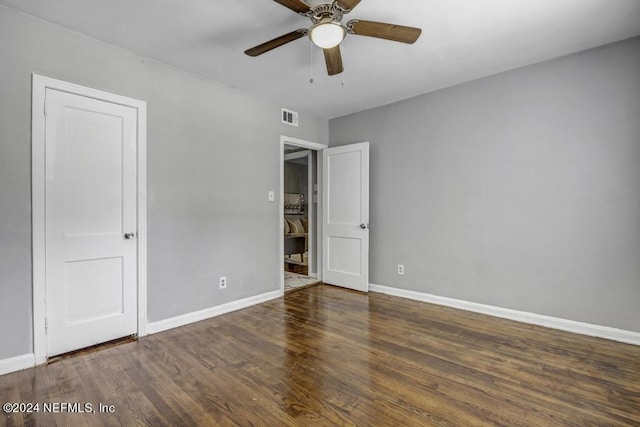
[45,88,138,356]
[322,142,369,292]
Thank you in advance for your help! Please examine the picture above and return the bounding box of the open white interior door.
[45,88,138,356]
[322,142,369,292]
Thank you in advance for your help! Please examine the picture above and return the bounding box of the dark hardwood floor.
[1,284,640,426]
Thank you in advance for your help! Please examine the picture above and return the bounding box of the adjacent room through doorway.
[283,144,319,291]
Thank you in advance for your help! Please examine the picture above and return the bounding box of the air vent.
[281,108,299,127]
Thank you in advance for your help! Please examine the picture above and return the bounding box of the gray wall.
[330,37,640,332]
[0,6,328,359]
[284,160,308,197]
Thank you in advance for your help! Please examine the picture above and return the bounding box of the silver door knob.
[360,224,371,229]
[124,232,136,239]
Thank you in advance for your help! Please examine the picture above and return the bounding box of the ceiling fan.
[244,0,422,76]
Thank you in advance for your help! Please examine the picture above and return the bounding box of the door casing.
[280,136,328,294]
[31,74,148,364]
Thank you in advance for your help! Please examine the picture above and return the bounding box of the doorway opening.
[280,136,327,293]
[284,146,316,291]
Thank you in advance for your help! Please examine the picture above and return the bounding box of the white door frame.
[280,136,328,294]
[31,74,148,364]
[283,149,313,277]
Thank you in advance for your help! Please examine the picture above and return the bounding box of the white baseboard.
[0,353,35,377]
[2,291,284,376]
[369,284,640,346]
[146,289,283,335]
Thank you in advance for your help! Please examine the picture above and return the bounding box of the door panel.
[322,142,369,292]
[45,88,138,357]
[63,107,124,236]
[327,150,362,224]
[328,237,362,275]
[64,257,124,325]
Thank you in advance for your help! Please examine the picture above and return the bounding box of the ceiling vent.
[282,108,299,127]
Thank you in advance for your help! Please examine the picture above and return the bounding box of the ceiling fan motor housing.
[304,0,335,8]
[305,3,344,23]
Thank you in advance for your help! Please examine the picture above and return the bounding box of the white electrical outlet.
[397,264,405,275]
[219,276,227,289]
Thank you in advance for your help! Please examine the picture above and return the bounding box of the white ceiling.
[2,0,639,119]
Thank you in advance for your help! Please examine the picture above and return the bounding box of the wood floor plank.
[2,284,640,426]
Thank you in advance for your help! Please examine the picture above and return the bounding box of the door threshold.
[285,281,322,294]
[47,335,137,364]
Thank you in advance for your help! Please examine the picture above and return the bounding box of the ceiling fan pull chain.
[340,39,346,86]
[309,40,315,84]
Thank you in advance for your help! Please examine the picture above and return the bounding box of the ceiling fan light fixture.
[309,20,345,49]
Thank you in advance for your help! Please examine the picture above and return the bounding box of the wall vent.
[281,108,299,127]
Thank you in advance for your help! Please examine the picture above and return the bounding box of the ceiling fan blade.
[245,29,308,57]
[273,0,311,14]
[323,46,344,76]
[348,20,422,44]
[335,0,362,12]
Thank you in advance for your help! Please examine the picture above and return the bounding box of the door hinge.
[43,99,47,116]
[45,317,49,335]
